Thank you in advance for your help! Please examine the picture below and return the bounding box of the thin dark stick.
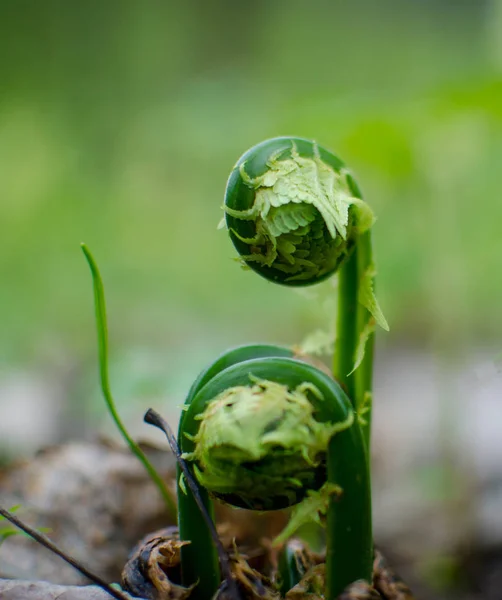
[144,408,238,595]
[0,506,131,600]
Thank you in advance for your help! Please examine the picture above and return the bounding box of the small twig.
[144,409,241,597]
[0,505,131,600]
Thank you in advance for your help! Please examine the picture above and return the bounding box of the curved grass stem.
[81,243,177,520]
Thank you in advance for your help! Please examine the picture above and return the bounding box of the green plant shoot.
[177,350,372,600]
[223,136,388,449]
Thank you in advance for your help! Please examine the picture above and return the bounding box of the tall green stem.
[354,230,375,450]
[326,418,373,598]
[333,246,359,403]
[176,427,219,599]
[81,244,177,519]
[333,231,375,451]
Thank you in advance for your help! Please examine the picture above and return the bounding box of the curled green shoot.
[81,243,177,520]
[176,345,292,600]
[179,352,372,600]
[223,137,374,286]
[185,377,352,510]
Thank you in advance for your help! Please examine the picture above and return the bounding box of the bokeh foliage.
[1,0,501,370]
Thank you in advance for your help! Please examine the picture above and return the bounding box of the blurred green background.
[2,0,501,362]
[1,0,501,430]
[1,1,502,595]
[1,0,501,437]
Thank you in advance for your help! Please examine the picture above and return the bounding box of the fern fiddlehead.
[223,137,373,286]
[176,346,372,600]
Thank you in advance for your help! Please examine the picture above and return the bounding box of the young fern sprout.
[176,345,372,600]
[222,136,373,286]
[222,136,388,448]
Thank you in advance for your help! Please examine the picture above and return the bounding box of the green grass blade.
[81,243,177,519]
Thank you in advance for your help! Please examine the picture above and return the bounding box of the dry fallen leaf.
[372,550,414,600]
[122,526,193,600]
